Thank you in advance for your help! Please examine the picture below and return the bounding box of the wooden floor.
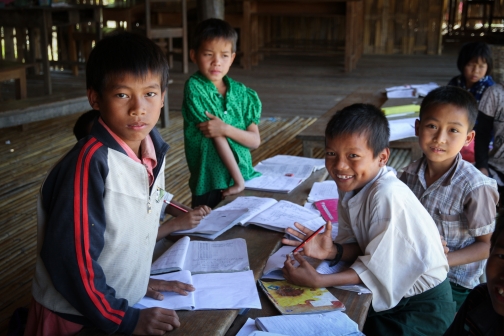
[0,53,458,334]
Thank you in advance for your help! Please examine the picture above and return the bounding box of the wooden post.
[197,0,224,21]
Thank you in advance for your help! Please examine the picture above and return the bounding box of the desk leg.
[41,10,52,95]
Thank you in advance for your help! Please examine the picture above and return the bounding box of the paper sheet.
[253,163,315,179]
[137,271,195,310]
[245,175,305,193]
[255,311,363,336]
[389,117,417,142]
[307,180,339,202]
[261,155,325,170]
[173,209,248,235]
[151,236,190,274]
[193,270,262,310]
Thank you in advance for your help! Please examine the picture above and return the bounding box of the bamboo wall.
[363,0,448,55]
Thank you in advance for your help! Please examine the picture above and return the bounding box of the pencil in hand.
[290,224,325,254]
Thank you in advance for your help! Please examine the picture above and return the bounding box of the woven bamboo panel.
[0,112,317,332]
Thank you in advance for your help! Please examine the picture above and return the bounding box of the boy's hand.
[146,278,195,300]
[169,206,211,231]
[133,308,180,335]
[197,112,228,138]
[282,221,335,260]
[282,253,321,287]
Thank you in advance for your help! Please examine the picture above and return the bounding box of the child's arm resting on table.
[197,111,261,149]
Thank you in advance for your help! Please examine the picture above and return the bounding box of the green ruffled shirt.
[182,71,262,196]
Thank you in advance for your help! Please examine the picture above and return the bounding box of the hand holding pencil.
[282,220,335,260]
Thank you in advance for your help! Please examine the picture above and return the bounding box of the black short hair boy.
[86,31,170,96]
[325,103,390,157]
[420,86,478,130]
[191,18,238,53]
[457,41,493,76]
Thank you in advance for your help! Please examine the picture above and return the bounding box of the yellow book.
[381,104,420,116]
[259,280,345,315]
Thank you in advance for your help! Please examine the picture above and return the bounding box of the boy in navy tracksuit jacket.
[25,33,194,335]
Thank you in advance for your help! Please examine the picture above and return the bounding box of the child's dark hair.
[192,18,238,53]
[325,103,389,157]
[73,110,100,141]
[491,209,504,250]
[457,41,493,76]
[420,86,478,130]
[86,32,169,96]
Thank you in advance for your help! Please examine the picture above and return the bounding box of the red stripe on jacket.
[73,138,124,325]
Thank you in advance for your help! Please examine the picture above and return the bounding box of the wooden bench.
[296,87,422,163]
[0,62,33,100]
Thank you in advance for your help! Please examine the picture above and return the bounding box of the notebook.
[307,180,339,203]
[255,311,363,336]
[259,279,345,315]
[137,270,261,311]
[150,236,249,275]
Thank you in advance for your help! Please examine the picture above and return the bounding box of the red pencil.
[163,200,189,213]
[291,225,325,254]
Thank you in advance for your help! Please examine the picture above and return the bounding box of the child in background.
[447,41,494,103]
[72,110,211,240]
[448,42,494,163]
[444,210,504,335]
[282,104,454,335]
[25,32,195,335]
[400,86,498,311]
[182,18,261,208]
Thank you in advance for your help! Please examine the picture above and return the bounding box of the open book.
[259,279,345,315]
[137,270,261,311]
[245,155,326,193]
[307,180,339,203]
[151,236,249,275]
[215,197,326,233]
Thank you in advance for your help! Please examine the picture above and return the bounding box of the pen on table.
[290,224,325,255]
[163,200,189,213]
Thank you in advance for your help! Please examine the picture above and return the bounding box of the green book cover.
[381,104,420,116]
[259,280,345,315]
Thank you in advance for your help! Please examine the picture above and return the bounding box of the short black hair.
[457,41,493,76]
[73,110,100,141]
[325,103,389,157]
[86,32,169,96]
[491,209,504,250]
[191,18,238,53]
[420,86,478,130]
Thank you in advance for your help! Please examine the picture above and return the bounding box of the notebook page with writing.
[214,196,278,225]
[307,180,339,202]
[255,311,363,336]
[150,236,190,275]
[247,200,325,232]
[172,209,248,235]
[253,163,315,180]
[261,155,325,170]
[245,175,305,193]
[186,238,249,274]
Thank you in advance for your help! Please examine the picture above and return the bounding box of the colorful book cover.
[259,280,345,315]
[314,199,338,223]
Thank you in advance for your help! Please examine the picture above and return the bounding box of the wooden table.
[296,88,423,163]
[241,0,363,72]
[0,62,32,99]
[0,5,102,95]
[79,168,373,335]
